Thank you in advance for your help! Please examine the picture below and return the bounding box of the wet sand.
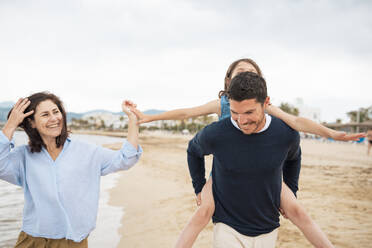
[107,134,372,247]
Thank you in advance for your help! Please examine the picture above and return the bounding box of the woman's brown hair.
[8,92,69,153]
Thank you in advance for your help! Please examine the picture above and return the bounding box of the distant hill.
[143,109,165,115]
[0,107,11,122]
[0,101,165,122]
[0,101,14,108]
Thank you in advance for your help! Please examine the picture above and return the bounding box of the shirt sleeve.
[0,131,24,186]
[187,127,213,195]
[282,131,301,197]
[99,139,142,176]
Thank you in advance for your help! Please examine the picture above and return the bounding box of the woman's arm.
[280,183,334,248]
[267,105,365,141]
[0,99,32,186]
[130,99,220,124]
[122,100,139,149]
[99,100,141,176]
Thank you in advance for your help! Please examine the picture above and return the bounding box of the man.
[187,71,301,247]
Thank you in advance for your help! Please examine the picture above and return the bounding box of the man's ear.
[263,96,271,109]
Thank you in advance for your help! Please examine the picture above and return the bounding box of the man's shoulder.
[204,118,230,131]
[196,118,232,142]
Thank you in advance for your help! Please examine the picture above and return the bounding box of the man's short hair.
[227,71,267,104]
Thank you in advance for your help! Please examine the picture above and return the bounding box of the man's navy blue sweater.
[187,116,301,236]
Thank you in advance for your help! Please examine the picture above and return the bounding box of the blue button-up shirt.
[0,131,142,242]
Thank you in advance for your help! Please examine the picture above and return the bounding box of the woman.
[0,92,142,247]
[131,58,364,248]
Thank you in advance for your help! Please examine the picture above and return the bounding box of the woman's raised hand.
[121,100,138,121]
[6,98,34,129]
[3,98,34,140]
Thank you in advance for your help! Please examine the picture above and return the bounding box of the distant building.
[141,120,179,129]
[82,112,127,129]
[294,98,321,122]
[325,120,372,133]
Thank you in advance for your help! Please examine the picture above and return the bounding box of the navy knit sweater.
[187,116,301,236]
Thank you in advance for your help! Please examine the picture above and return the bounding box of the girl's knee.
[196,204,214,221]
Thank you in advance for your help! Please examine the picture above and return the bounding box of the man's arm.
[187,128,213,195]
[283,131,301,197]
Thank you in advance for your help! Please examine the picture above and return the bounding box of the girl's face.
[230,62,258,82]
[30,100,63,141]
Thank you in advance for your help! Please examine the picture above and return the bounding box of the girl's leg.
[280,182,334,248]
[175,177,215,248]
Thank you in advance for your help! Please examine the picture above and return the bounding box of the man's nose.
[238,114,248,125]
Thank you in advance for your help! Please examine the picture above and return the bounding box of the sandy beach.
[106,133,372,248]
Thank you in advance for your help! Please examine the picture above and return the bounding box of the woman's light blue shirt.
[0,131,142,242]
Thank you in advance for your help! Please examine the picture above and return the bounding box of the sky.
[1,0,371,122]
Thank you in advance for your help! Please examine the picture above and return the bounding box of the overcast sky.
[1,0,371,122]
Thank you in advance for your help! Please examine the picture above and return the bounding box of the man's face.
[230,97,269,135]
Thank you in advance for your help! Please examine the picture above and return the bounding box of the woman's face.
[31,100,63,140]
[230,62,258,81]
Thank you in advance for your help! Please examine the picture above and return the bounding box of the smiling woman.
[0,92,142,248]
[11,93,68,154]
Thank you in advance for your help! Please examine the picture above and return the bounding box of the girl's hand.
[122,104,154,124]
[329,130,366,141]
[128,108,152,124]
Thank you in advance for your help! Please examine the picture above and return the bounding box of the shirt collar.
[230,114,271,133]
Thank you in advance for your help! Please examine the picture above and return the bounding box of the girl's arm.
[130,99,220,124]
[267,105,365,141]
[281,183,334,248]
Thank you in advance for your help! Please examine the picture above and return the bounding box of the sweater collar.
[230,114,272,133]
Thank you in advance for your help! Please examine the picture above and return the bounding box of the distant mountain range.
[0,101,165,122]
